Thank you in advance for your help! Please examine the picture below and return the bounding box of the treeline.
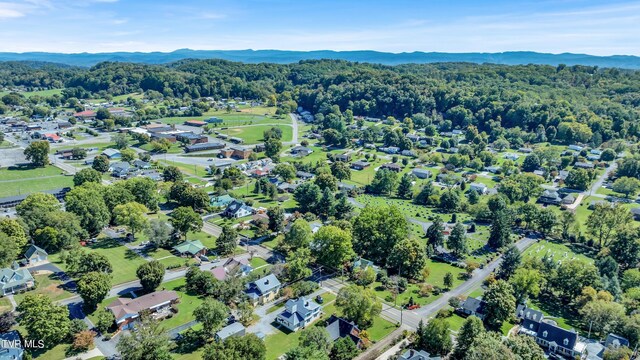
[2,59,640,142]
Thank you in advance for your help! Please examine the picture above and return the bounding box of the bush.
[291,281,318,297]
[436,308,452,318]
[419,284,434,297]
[448,296,464,308]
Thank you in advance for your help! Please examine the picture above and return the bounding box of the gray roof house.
[398,349,442,360]
[0,330,25,360]
[0,265,35,295]
[291,146,313,157]
[133,159,151,169]
[412,168,431,179]
[469,183,488,194]
[458,297,486,320]
[101,148,121,159]
[325,315,366,349]
[245,274,281,305]
[517,305,585,358]
[604,334,630,349]
[538,190,562,205]
[223,200,254,219]
[215,322,245,341]
[110,162,131,178]
[276,297,321,332]
[23,244,48,265]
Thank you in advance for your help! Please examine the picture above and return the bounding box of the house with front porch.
[245,274,281,306]
[106,290,179,330]
[276,297,321,332]
[0,264,35,295]
[23,244,48,265]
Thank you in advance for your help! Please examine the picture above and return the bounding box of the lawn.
[53,237,148,285]
[221,124,293,144]
[522,239,594,264]
[155,278,203,331]
[0,88,63,98]
[250,257,268,268]
[14,273,74,304]
[0,165,66,180]
[0,297,12,314]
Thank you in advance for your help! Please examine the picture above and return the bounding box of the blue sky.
[0,0,639,55]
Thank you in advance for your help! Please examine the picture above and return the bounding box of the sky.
[0,0,639,55]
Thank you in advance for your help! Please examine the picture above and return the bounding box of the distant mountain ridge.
[0,49,639,69]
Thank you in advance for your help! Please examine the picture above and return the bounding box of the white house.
[469,183,488,194]
[276,297,321,332]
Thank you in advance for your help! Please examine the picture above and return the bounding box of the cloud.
[200,12,226,20]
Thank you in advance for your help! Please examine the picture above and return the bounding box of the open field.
[0,89,63,98]
[522,239,595,263]
[0,165,73,198]
[14,273,74,304]
[220,124,293,144]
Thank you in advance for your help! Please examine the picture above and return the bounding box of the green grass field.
[220,124,293,144]
[522,239,595,263]
[0,165,73,198]
[14,274,74,304]
[0,89,63,98]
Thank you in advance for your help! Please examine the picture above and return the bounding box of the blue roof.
[247,274,281,295]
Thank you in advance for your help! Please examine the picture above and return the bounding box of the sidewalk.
[63,347,104,360]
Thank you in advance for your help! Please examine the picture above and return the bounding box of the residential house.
[517,305,585,358]
[406,134,421,142]
[212,258,253,281]
[245,274,281,305]
[630,208,640,221]
[484,165,501,174]
[562,194,576,205]
[0,330,24,360]
[458,297,486,320]
[504,153,519,161]
[412,168,431,179]
[569,145,583,152]
[133,160,151,170]
[351,161,371,170]
[210,194,235,208]
[590,149,602,155]
[380,146,400,154]
[380,163,402,172]
[469,183,488,194]
[604,334,629,349]
[215,322,245,342]
[206,117,223,124]
[172,240,207,257]
[518,147,533,153]
[587,154,600,161]
[23,245,47,265]
[223,200,254,218]
[338,182,356,193]
[277,182,299,193]
[352,258,379,273]
[290,146,313,157]
[325,315,366,349]
[296,171,315,180]
[43,133,62,143]
[276,297,322,332]
[184,142,225,153]
[398,349,442,360]
[73,110,97,120]
[335,153,352,162]
[110,162,131,178]
[0,264,35,295]
[101,148,121,160]
[401,149,416,157]
[106,290,179,330]
[574,162,595,169]
[556,171,569,182]
[538,190,563,205]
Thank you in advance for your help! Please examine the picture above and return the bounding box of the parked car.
[315,295,324,304]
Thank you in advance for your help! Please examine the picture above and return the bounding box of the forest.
[2,59,640,144]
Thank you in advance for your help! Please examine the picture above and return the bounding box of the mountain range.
[0,49,639,69]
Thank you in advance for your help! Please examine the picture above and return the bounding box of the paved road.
[287,113,299,145]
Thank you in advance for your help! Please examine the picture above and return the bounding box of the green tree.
[294,183,322,214]
[587,202,631,247]
[75,252,113,274]
[444,272,454,288]
[136,261,165,292]
[612,177,640,198]
[144,219,174,249]
[336,285,382,328]
[170,206,203,240]
[194,298,229,338]
[112,133,129,149]
[414,182,437,205]
[317,187,336,219]
[488,209,511,249]
[123,177,159,212]
[217,225,238,256]
[94,307,115,334]
[367,168,397,195]
[497,245,521,280]
[447,222,468,257]
[117,318,172,360]
[466,332,513,359]
[417,318,453,356]
[24,140,49,167]
[352,205,408,266]
[483,280,516,329]
[65,184,110,235]
[509,268,543,303]
[77,271,111,311]
[113,202,149,239]
[426,217,445,253]
[580,299,626,338]
[162,166,183,182]
[17,294,71,346]
[299,326,332,353]
[522,153,541,172]
[73,168,102,186]
[550,259,600,303]
[439,190,462,212]
[565,168,592,191]
[600,148,616,162]
[265,137,282,160]
[312,225,354,269]
[330,161,351,181]
[285,247,313,282]
[315,173,338,192]
[202,334,266,360]
[330,336,359,360]
[451,316,484,360]
[267,206,285,233]
[505,335,546,360]
[283,218,312,252]
[92,154,110,173]
[272,163,296,182]
[389,238,426,280]
[396,173,414,199]
[0,218,28,250]
[0,233,18,267]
